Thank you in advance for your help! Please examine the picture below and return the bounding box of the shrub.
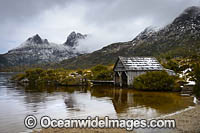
[162,59,180,73]
[91,65,113,80]
[133,71,177,91]
[93,69,113,80]
[76,70,83,75]
[25,68,45,83]
[91,65,108,74]
[11,73,26,81]
[61,76,81,85]
[192,63,200,98]
[83,71,92,79]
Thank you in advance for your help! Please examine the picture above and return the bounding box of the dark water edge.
[0,73,195,133]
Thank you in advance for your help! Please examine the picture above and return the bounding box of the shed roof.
[115,56,164,71]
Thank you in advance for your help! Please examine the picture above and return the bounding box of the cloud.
[0,0,71,22]
[83,0,200,26]
[0,0,200,53]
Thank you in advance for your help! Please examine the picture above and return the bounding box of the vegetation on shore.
[162,56,200,97]
[10,54,200,97]
[11,65,113,86]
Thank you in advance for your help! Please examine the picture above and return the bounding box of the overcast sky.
[0,0,200,53]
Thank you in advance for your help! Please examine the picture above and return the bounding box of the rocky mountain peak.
[183,6,200,16]
[64,31,87,47]
[27,34,42,44]
[131,6,200,48]
[132,26,156,46]
[25,34,49,46]
[172,6,200,26]
[43,39,49,44]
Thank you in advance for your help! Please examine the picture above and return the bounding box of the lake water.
[0,73,195,133]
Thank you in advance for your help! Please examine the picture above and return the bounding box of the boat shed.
[113,56,175,87]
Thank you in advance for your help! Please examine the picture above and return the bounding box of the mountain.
[1,6,200,70]
[59,6,200,69]
[64,31,87,47]
[128,6,200,57]
[0,32,87,67]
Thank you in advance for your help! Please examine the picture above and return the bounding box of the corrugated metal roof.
[119,56,164,71]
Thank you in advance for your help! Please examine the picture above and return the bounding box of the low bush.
[91,65,113,80]
[11,73,26,81]
[133,71,177,91]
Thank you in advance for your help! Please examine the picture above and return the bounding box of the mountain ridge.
[58,6,200,69]
[0,31,87,67]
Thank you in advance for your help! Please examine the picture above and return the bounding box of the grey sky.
[0,0,199,53]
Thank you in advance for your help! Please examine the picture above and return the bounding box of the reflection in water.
[0,73,195,133]
[65,95,76,109]
[90,86,195,118]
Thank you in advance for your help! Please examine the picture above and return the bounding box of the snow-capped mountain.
[131,6,200,47]
[64,31,87,47]
[1,32,87,66]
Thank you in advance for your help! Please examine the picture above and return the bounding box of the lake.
[0,73,195,133]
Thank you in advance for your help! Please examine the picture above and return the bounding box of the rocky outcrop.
[64,31,87,47]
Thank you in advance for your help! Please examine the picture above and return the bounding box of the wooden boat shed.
[113,56,175,87]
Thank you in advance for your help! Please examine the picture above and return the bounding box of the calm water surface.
[0,73,195,133]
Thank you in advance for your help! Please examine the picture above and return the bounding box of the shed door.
[121,71,127,86]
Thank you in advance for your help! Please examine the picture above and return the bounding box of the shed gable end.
[114,59,126,71]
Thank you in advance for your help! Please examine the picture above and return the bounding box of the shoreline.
[33,104,200,133]
[164,104,200,133]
